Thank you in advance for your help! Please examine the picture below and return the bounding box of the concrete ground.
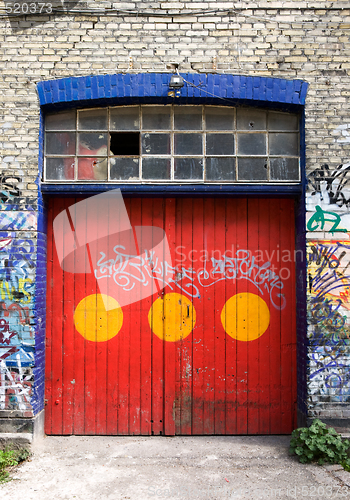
[0,435,349,500]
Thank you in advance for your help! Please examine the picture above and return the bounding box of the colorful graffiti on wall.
[0,197,36,410]
[0,358,33,412]
[307,162,350,407]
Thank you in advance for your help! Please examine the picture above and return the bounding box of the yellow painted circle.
[221,292,270,342]
[148,293,196,342]
[74,294,123,342]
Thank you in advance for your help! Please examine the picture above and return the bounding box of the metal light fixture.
[169,74,184,88]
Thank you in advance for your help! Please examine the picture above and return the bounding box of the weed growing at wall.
[0,447,30,483]
[290,419,350,469]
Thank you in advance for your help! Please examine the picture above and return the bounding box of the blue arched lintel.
[37,72,308,111]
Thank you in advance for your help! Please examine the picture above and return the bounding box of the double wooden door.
[45,197,297,435]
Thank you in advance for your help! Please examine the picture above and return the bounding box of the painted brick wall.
[0,193,37,417]
[1,0,350,427]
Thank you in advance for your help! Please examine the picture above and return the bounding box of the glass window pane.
[110,107,139,130]
[237,133,266,155]
[45,110,76,131]
[142,133,170,155]
[205,107,234,130]
[46,158,74,180]
[237,108,267,130]
[270,158,300,181]
[206,158,235,181]
[78,157,107,180]
[174,158,203,180]
[269,133,299,156]
[142,107,171,130]
[174,106,202,130]
[45,132,76,155]
[78,133,108,155]
[142,158,171,180]
[268,111,298,131]
[110,158,139,180]
[174,133,202,155]
[78,109,107,130]
[238,158,268,181]
[206,134,234,155]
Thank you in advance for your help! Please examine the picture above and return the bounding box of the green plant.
[0,447,31,483]
[290,419,350,468]
[342,460,350,472]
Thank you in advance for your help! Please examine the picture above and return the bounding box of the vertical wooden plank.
[129,197,142,435]
[246,198,261,435]
[106,194,131,435]
[257,199,272,434]
[290,203,298,431]
[105,216,120,435]
[61,199,76,435]
[50,197,66,434]
[224,198,238,435]
[179,198,193,435]
[140,197,152,436]
[290,198,298,430]
[213,198,226,435]
[164,197,176,436]
[268,198,282,434]
[235,198,249,435]
[151,198,164,435]
[174,198,182,434]
[202,197,215,434]
[44,199,54,435]
[191,198,205,435]
[73,197,87,435]
[94,197,109,435]
[82,202,98,435]
[117,197,131,435]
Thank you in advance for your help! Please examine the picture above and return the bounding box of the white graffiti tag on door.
[95,248,286,310]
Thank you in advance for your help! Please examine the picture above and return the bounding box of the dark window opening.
[110,132,140,155]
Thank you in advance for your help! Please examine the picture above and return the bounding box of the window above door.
[44,104,300,184]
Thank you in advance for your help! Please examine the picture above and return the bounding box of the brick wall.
[1,0,350,429]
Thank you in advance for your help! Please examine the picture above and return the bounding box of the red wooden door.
[45,197,297,435]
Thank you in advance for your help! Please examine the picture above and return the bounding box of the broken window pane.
[174,133,202,155]
[142,107,171,130]
[110,132,140,155]
[238,158,268,181]
[46,110,75,131]
[78,157,108,180]
[45,132,76,155]
[174,106,202,130]
[110,158,139,180]
[142,158,171,180]
[206,134,234,155]
[110,107,139,130]
[46,158,74,180]
[206,158,235,181]
[237,133,266,155]
[237,108,267,130]
[78,109,108,130]
[174,158,203,180]
[270,157,300,181]
[205,107,234,130]
[268,111,298,131]
[78,133,108,155]
[142,134,170,155]
[269,133,299,156]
